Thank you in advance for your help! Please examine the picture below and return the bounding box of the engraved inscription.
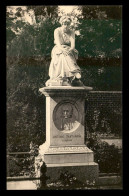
[53,134,81,142]
[53,134,81,139]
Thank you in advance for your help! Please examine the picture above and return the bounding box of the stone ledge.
[39,86,93,97]
[89,91,122,93]
[46,162,98,167]
[97,176,122,186]
[40,86,93,90]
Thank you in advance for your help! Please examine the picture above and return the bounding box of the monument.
[35,85,99,184]
[35,15,98,184]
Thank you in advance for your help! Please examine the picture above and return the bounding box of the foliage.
[7,154,31,177]
[78,5,122,20]
[29,142,39,177]
[86,133,122,174]
[7,56,48,152]
[7,156,22,177]
[80,64,122,91]
[7,142,39,177]
[59,171,79,187]
[27,6,58,19]
[45,171,96,190]
[86,105,122,137]
[7,19,59,58]
[76,19,122,58]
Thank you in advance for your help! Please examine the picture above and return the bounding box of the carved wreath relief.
[53,101,80,133]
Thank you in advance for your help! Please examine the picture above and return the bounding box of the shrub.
[46,171,96,190]
[86,133,122,174]
[7,157,22,177]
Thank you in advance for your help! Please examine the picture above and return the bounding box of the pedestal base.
[43,146,94,164]
[36,86,99,184]
[35,145,99,184]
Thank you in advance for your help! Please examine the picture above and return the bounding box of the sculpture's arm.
[54,29,62,49]
[67,31,75,55]
[70,31,75,50]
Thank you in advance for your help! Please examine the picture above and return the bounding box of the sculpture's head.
[59,16,72,32]
[61,103,73,119]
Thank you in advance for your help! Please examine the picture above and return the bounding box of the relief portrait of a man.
[53,102,79,131]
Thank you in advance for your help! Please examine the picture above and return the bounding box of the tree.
[78,5,122,20]
[75,6,122,58]
[6,6,59,152]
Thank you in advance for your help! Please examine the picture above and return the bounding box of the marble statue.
[45,15,83,87]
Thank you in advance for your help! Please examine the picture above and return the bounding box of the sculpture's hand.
[62,48,69,56]
[67,48,75,55]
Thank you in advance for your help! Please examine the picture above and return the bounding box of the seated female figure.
[46,16,83,86]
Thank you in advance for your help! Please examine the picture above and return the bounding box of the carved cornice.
[39,86,93,97]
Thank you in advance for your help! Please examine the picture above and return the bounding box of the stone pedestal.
[35,86,99,184]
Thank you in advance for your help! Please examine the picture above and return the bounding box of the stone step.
[44,151,94,164]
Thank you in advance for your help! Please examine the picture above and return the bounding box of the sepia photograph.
[6,5,122,190]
